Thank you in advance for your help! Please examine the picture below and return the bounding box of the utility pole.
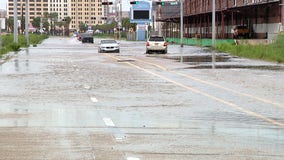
[14,0,18,43]
[118,1,122,41]
[281,1,284,31]
[0,21,2,52]
[25,0,29,46]
[180,0,183,47]
[157,1,162,35]
[212,0,216,69]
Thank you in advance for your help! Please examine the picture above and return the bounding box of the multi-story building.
[6,0,106,31]
[49,0,68,21]
[0,9,6,30]
[69,0,105,30]
[159,0,284,39]
[6,0,48,23]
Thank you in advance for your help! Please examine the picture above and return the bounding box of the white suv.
[146,35,167,54]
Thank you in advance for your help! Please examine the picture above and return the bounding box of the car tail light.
[146,42,150,46]
[164,42,167,46]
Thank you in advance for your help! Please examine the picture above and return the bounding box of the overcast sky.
[0,0,133,11]
[0,1,6,10]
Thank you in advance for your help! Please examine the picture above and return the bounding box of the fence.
[166,37,235,47]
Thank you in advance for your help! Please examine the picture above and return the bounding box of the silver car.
[146,35,167,54]
[98,39,120,53]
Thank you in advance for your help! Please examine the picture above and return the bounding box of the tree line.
[5,13,137,36]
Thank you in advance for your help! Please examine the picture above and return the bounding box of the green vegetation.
[216,34,284,63]
[93,32,127,40]
[0,34,48,57]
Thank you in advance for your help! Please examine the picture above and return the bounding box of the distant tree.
[64,16,72,36]
[79,22,87,32]
[6,17,14,32]
[32,17,41,28]
[122,18,137,31]
[43,12,58,34]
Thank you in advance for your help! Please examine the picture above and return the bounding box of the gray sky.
[0,0,132,11]
[0,0,6,10]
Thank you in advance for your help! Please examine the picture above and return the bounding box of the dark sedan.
[80,33,94,43]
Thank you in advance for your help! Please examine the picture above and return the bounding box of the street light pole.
[0,21,2,51]
[212,0,216,69]
[158,3,162,35]
[180,0,183,47]
[25,0,29,46]
[119,1,122,41]
[14,0,18,43]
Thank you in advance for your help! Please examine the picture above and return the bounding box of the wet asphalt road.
[0,37,284,160]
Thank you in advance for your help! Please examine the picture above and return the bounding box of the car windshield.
[101,40,117,44]
[149,36,164,41]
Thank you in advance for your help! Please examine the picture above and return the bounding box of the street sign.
[102,1,113,5]
[170,2,178,5]
[130,1,139,4]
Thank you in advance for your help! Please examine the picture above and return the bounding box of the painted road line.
[102,117,126,141]
[104,54,284,128]
[90,97,98,103]
[103,117,115,127]
[131,56,284,109]
[174,71,284,109]
[127,157,140,160]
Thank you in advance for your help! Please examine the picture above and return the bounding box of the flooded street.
[0,37,284,160]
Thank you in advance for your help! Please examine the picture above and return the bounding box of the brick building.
[159,0,284,39]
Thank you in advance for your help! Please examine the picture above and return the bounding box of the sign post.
[25,0,29,46]
[14,0,18,43]
[212,0,216,69]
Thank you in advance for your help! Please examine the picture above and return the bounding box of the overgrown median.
[0,34,49,56]
[216,34,284,63]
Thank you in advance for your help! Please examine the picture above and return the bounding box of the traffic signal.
[156,1,165,5]
[130,1,139,5]
[102,1,113,5]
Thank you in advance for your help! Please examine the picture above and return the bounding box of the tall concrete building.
[0,9,6,30]
[6,0,106,31]
[6,0,48,23]
[69,0,105,30]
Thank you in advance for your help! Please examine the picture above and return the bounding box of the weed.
[216,34,284,63]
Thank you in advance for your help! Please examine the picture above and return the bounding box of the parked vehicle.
[146,35,167,54]
[81,33,94,43]
[232,25,250,39]
[98,39,120,53]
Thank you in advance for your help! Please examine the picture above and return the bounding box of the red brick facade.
[161,0,283,39]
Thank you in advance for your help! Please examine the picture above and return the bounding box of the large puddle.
[151,53,284,70]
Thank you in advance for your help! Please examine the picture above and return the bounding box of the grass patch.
[93,32,127,40]
[216,34,284,63]
[0,34,48,56]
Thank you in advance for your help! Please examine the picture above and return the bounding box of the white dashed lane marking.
[103,118,115,127]
[127,157,140,160]
[90,97,98,103]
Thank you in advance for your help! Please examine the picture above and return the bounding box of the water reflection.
[179,47,184,63]
[12,49,30,72]
[14,57,19,71]
[25,49,29,71]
